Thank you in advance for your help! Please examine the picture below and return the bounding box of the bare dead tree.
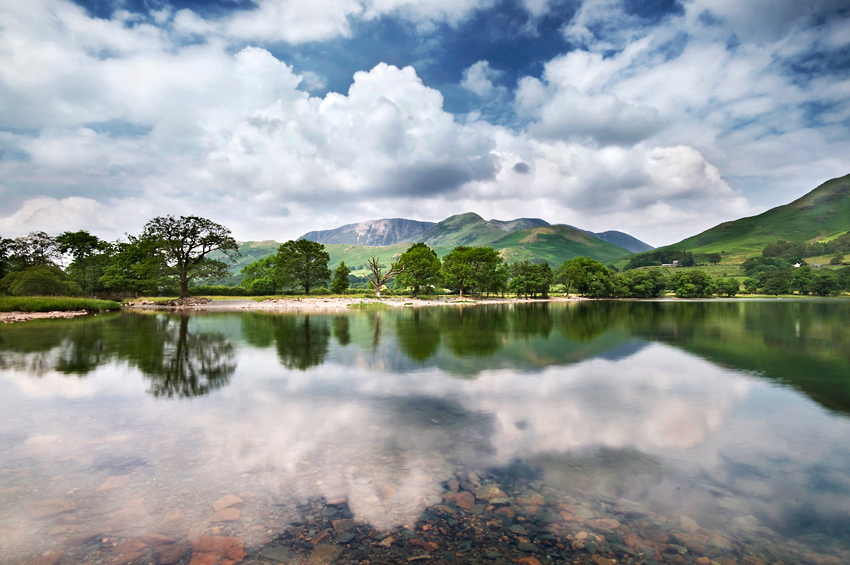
[366,256,404,298]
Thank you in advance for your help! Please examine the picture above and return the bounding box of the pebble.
[213,494,244,512]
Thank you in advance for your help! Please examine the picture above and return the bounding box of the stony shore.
[0,310,91,323]
[1,296,569,323]
[129,296,575,313]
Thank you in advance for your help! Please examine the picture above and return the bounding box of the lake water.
[1,301,850,565]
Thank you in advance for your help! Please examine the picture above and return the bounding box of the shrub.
[0,265,81,296]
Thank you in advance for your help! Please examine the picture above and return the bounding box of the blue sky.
[0,0,848,246]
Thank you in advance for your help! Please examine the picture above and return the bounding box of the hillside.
[663,173,850,257]
[299,218,435,246]
[214,212,641,285]
[213,240,280,286]
[590,230,654,253]
[490,218,550,232]
[491,225,631,265]
[414,213,506,247]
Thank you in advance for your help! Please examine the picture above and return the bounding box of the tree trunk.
[180,275,190,298]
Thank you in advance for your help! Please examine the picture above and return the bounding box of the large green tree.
[57,230,109,295]
[275,239,331,295]
[509,261,554,298]
[810,269,840,296]
[670,270,716,298]
[99,237,168,295]
[442,246,505,297]
[556,257,613,298]
[139,216,239,298]
[396,243,441,297]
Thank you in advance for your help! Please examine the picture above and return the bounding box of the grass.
[0,296,122,312]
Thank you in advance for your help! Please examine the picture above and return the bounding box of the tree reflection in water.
[0,312,236,398]
[395,308,441,362]
[137,315,236,398]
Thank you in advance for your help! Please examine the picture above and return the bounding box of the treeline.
[239,242,749,299]
[0,216,239,298]
[5,215,847,300]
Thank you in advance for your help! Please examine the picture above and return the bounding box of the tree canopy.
[275,239,331,295]
[396,243,441,297]
[139,216,240,298]
[442,246,505,297]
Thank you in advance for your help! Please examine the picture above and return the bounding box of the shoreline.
[127,296,577,313]
[0,310,91,323]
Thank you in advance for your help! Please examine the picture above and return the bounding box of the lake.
[1,300,849,565]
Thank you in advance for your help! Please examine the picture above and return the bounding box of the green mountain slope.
[664,173,850,256]
[420,213,509,247]
[213,214,635,286]
[491,225,631,265]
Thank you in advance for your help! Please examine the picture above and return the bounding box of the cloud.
[211,63,497,199]
[0,0,848,245]
[461,60,504,97]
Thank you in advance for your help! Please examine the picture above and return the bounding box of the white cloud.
[461,60,504,97]
[0,0,847,245]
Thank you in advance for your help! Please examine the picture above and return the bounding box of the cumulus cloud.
[461,60,504,97]
[0,0,848,245]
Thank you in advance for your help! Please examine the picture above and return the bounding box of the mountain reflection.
[2,301,849,412]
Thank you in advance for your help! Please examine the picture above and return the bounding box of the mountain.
[589,231,654,253]
[662,173,850,257]
[490,218,550,231]
[419,213,510,248]
[300,213,652,254]
[299,218,435,246]
[490,225,631,265]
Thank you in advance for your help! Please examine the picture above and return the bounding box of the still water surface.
[1,301,850,564]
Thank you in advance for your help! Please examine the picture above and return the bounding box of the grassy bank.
[0,296,122,312]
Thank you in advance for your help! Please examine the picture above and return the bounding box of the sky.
[0,0,848,247]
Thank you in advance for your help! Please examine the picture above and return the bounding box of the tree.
[556,257,613,298]
[0,265,81,296]
[707,253,722,266]
[614,269,668,298]
[670,270,715,298]
[715,278,740,297]
[509,261,554,298]
[139,216,239,298]
[275,240,331,295]
[365,256,403,297]
[441,246,505,297]
[240,256,278,295]
[395,243,441,297]
[791,265,814,295]
[331,261,351,294]
[99,237,170,295]
[8,231,60,270]
[0,236,11,280]
[57,230,109,295]
[810,269,840,296]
